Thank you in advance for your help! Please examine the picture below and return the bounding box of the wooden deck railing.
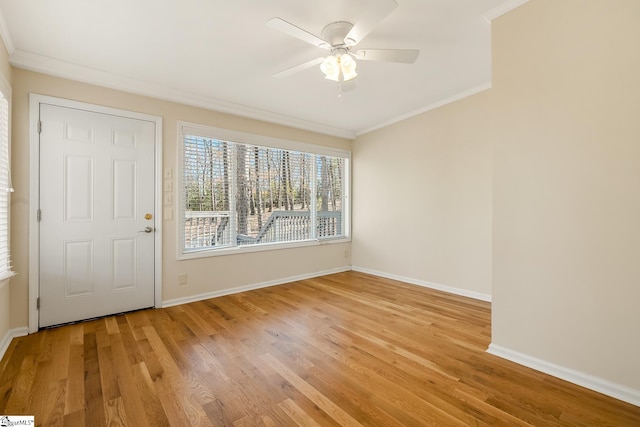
[185,210,342,249]
[184,211,231,248]
[238,210,342,245]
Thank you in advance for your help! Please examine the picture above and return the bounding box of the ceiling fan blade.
[345,0,398,45]
[273,57,325,78]
[267,18,329,49]
[354,49,419,63]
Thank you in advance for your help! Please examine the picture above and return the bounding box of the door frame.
[28,94,163,333]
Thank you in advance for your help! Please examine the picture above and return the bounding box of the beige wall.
[0,40,11,343]
[10,69,351,328]
[0,42,10,82]
[491,0,640,391]
[352,92,493,298]
[352,0,640,397]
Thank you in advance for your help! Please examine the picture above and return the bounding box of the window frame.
[0,74,14,281]
[177,121,351,260]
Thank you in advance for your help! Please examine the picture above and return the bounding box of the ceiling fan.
[267,0,419,83]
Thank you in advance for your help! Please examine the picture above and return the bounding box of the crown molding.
[483,0,529,21]
[356,82,492,136]
[9,48,499,141]
[9,49,356,140]
[0,7,14,54]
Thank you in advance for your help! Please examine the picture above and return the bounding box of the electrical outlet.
[344,250,349,259]
[178,273,188,286]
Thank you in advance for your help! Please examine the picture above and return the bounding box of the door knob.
[139,226,154,233]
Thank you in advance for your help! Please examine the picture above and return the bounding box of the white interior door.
[39,103,156,327]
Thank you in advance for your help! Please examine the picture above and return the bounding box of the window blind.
[0,90,14,280]
[179,125,349,256]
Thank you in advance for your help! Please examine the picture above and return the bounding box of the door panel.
[65,155,94,221]
[63,240,94,297]
[39,104,156,327]
[113,160,137,220]
[112,237,136,290]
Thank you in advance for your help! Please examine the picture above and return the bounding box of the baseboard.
[162,266,352,308]
[351,266,492,302]
[0,327,29,361]
[487,343,640,407]
[163,265,491,308]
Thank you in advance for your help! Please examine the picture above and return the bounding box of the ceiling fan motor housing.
[321,21,356,47]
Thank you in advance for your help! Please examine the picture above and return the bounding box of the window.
[178,123,350,257]
[0,83,13,280]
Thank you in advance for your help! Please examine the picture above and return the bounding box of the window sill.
[0,271,15,283]
[178,236,350,261]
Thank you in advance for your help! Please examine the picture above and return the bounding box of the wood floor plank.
[64,324,85,416]
[140,327,207,427]
[0,271,638,426]
[83,331,107,427]
[63,409,85,426]
[130,360,171,427]
[278,398,323,427]
[27,339,67,421]
[3,354,37,414]
[260,352,362,427]
[108,323,154,427]
[105,396,127,426]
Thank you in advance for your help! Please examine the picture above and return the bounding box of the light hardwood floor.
[0,271,638,426]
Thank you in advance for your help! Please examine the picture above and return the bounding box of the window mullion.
[229,141,238,247]
[342,157,350,239]
[310,154,317,240]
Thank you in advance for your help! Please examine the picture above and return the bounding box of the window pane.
[236,146,312,245]
[316,156,343,239]
[183,136,232,249]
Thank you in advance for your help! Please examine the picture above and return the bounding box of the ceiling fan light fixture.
[340,54,358,81]
[320,55,340,81]
[320,52,358,82]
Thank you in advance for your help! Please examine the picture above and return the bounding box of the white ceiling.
[0,0,524,138]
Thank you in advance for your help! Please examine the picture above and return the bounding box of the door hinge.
[37,120,42,134]
[37,297,40,310]
[37,209,41,222]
